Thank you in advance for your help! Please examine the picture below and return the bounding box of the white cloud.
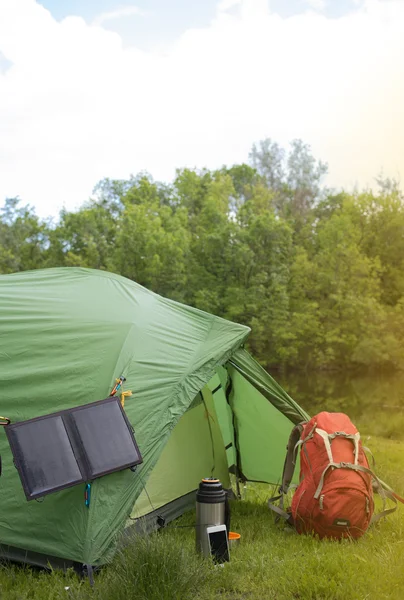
[218,0,242,11]
[0,0,403,217]
[92,5,149,27]
[306,0,327,10]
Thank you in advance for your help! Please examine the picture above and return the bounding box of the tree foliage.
[1,140,404,371]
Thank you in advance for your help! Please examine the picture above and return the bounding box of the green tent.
[0,268,308,570]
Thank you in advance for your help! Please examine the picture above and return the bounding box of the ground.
[0,436,403,600]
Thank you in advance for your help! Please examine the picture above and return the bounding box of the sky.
[0,0,403,217]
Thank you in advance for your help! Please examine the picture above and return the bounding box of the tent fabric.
[229,348,309,424]
[130,386,230,521]
[0,268,249,566]
[0,267,309,568]
[227,366,302,483]
[207,370,237,469]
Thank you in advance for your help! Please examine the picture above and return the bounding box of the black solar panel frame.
[5,397,143,501]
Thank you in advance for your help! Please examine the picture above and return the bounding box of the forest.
[1,139,404,372]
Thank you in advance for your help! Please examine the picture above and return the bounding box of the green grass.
[1,436,404,600]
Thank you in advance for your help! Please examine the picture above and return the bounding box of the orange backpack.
[269,412,403,539]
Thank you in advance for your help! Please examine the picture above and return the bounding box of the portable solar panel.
[5,397,143,501]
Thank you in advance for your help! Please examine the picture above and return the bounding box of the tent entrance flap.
[208,370,237,470]
[226,364,304,485]
[229,348,309,425]
[130,385,229,523]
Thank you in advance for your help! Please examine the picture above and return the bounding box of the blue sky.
[0,0,403,216]
[39,0,357,22]
[39,0,221,49]
[38,0,357,49]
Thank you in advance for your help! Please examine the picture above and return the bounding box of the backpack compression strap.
[268,422,306,522]
[313,431,404,523]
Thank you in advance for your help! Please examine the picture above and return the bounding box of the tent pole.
[235,473,242,499]
[85,564,95,587]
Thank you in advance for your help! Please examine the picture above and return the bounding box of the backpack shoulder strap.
[268,421,306,523]
[280,422,305,494]
[370,474,404,524]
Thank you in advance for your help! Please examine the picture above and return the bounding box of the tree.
[2,138,403,373]
[249,138,328,222]
[112,176,189,302]
[0,198,48,273]
[286,139,328,220]
[249,139,285,192]
[47,202,117,270]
